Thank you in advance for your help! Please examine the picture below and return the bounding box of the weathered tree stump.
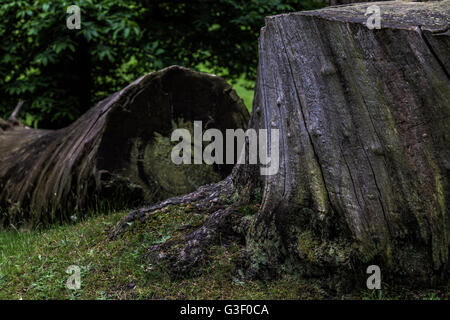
[243,0,449,286]
[114,1,449,289]
[330,0,386,6]
[0,66,249,226]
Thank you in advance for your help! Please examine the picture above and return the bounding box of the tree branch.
[8,100,24,123]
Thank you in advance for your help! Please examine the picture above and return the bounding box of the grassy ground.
[0,208,321,300]
[0,206,447,300]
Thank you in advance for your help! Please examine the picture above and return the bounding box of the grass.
[196,64,254,112]
[232,77,254,112]
[0,208,321,300]
[0,206,448,300]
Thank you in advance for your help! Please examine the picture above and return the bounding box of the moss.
[238,204,260,216]
[252,186,263,204]
[128,118,222,202]
[421,148,448,267]
[424,149,446,217]
[228,190,241,204]
[122,203,205,245]
[303,145,329,214]
[296,230,353,268]
[297,231,320,263]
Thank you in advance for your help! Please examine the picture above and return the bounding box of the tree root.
[110,176,252,277]
[146,207,245,277]
[110,176,235,238]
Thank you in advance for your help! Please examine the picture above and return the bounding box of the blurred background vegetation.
[0,0,326,129]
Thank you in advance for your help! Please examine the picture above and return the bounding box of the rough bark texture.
[330,0,387,6]
[114,1,449,289]
[244,1,450,282]
[0,66,249,226]
[329,0,436,6]
[243,0,449,286]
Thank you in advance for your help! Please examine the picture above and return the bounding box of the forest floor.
[0,206,448,300]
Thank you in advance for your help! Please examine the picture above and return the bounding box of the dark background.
[0,0,326,129]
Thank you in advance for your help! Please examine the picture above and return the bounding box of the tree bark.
[329,1,437,7]
[114,1,449,288]
[0,66,249,226]
[243,0,450,286]
[330,0,385,6]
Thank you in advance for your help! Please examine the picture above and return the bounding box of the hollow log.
[114,1,449,289]
[0,66,249,226]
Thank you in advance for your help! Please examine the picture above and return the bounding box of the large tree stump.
[243,0,449,286]
[0,66,249,226]
[114,1,449,289]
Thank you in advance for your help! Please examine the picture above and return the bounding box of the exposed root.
[110,176,235,239]
[110,175,251,277]
[147,207,244,277]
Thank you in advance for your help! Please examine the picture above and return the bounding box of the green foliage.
[0,0,326,128]
[1,0,150,128]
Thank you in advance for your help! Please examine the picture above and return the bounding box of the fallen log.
[0,66,249,226]
[114,1,449,289]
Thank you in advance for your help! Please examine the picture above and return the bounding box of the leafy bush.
[0,0,326,128]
